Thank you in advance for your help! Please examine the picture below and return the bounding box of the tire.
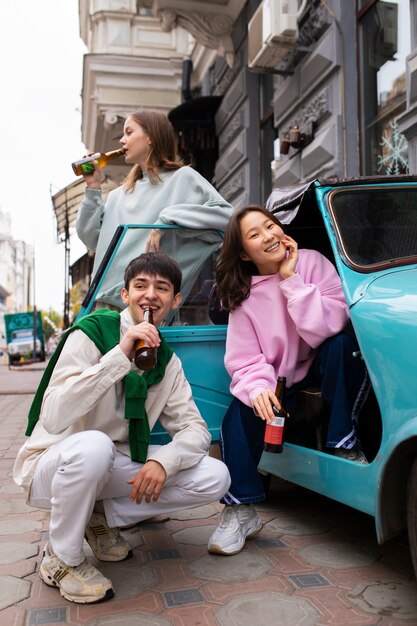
[406,457,417,580]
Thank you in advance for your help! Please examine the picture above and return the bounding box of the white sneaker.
[85,512,132,562]
[39,542,114,604]
[208,504,263,555]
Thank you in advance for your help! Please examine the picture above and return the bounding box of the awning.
[51,178,86,242]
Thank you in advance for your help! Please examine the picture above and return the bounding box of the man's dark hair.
[124,252,182,294]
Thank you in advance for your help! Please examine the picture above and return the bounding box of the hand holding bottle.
[133,308,158,370]
[80,156,103,189]
[71,148,126,188]
[264,377,288,454]
[252,388,282,423]
[119,316,160,363]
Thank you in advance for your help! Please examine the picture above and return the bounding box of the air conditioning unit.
[248,0,299,70]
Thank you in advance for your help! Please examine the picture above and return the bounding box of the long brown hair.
[123,108,183,191]
[216,205,285,311]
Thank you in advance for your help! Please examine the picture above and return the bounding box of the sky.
[0,1,88,313]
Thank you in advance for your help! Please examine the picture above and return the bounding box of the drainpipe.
[181,58,193,103]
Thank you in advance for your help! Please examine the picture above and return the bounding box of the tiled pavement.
[1,363,417,625]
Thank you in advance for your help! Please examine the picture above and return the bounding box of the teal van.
[76,175,417,580]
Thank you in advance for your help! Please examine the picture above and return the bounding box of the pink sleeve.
[224,307,277,407]
[279,251,350,348]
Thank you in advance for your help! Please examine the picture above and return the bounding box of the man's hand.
[127,460,167,504]
[119,323,160,360]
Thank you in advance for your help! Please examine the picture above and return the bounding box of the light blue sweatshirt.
[76,166,233,307]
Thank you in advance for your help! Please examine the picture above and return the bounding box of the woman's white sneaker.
[39,542,114,604]
[208,504,263,555]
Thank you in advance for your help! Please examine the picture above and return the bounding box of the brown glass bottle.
[264,376,288,453]
[71,148,126,176]
[134,308,157,370]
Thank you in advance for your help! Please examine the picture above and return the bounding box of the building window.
[358,0,410,175]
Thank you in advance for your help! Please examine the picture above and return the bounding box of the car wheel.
[406,457,417,580]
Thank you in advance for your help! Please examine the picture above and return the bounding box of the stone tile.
[297,586,377,625]
[190,552,273,583]
[299,541,380,569]
[163,604,216,625]
[149,549,181,560]
[265,512,331,536]
[163,588,204,607]
[96,561,157,600]
[90,615,173,626]
[169,504,219,520]
[289,573,330,588]
[252,537,286,549]
[0,518,42,535]
[0,605,27,626]
[203,575,293,604]
[0,541,39,565]
[147,559,201,592]
[0,575,32,610]
[348,579,417,619]
[28,607,67,625]
[266,548,317,575]
[0,483,22,494]
[0,557,38,578]
[172,525,216,546]
[0,499,34,514]
[215,592,321,626]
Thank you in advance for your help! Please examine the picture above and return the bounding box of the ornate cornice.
[158,9,234,67]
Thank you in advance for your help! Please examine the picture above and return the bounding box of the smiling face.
[121,273,182,326]
[239,210,287,275]
[119,116,152,167]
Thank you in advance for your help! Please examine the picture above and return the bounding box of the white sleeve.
[40,330,131,434]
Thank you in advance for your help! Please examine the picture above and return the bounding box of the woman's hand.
[82,154,102,190]
[145,229,161,252]
[119,323,160,360]
[279,235,298,280]
[252,388,281,423]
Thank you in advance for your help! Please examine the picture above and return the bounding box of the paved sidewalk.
[1,365,417,625]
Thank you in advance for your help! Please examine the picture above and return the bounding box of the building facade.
[0,209,33,347]
[58,0,416,308]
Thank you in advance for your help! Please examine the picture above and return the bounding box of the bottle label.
[264,420,284,445]
[81,161,95,174]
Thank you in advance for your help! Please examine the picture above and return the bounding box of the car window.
[84,225,223,326]
[328,186,417,271]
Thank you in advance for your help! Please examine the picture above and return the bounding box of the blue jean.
[220,333,369,505]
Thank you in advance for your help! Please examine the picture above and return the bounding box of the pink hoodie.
[225,249,350,407]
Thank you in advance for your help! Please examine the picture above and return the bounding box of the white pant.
[29,430,230,566]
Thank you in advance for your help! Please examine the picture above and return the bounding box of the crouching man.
[13,252,230,604]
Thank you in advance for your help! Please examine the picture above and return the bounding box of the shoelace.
[70,559,101,580]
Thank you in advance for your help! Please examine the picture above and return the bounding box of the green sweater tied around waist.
[25,309,173,463]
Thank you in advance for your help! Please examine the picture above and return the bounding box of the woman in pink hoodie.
[207,205,369,557]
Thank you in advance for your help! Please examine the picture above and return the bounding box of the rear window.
[327,186,417,272]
